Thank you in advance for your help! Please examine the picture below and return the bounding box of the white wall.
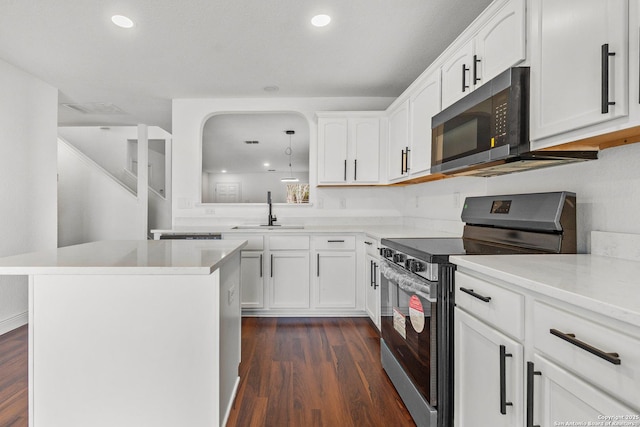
[58,140,140,246]
[0,58,58,334]
[172,97,404,227]
[402,142,640,253]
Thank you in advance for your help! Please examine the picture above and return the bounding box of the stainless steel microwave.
[431,67,530,174]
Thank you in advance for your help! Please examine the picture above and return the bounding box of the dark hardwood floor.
[226,317,415,427]
[0,325,28,427]
[0,318,414,427]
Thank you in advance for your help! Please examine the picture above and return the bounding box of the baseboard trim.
[0,311,28,336]
[222,376,240,426]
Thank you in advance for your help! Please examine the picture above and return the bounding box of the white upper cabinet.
[409,70,441,177]
[350,119,381,183]
[317,115,381,185]
[530,0,629,141]
[441,0,525,110]
[387,100,410,181]
[441,39,475,109]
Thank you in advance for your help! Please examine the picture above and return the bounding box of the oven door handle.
[459,287,491,303]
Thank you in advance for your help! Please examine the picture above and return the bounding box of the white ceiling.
[0,0,493,132]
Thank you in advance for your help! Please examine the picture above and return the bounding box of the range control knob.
[410,260,425,273]
[393,253,406,263]
[381,248,395,258]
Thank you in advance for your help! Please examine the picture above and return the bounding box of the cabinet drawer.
[533,301,640,408]
[455,272,524,340]
[312,235,356,250]
[363,237,380,257]
[223,234,264,250]
[269,235,310,250]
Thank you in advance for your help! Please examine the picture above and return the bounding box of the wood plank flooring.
[0,318,415,427]
[226,317,416,427]
[0,325,28,427]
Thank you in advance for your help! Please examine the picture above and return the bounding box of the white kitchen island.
[0,239,246,427]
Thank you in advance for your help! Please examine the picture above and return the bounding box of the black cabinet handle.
[601,43,616,113]
[354,159,358,181]
[459,287,491,303]
[343,159,347,181]
[364,241,373,246]
[327,240,345,243]
[373,262,378,289]
[499,345,513,415]
[473,55,481,84]
[550,329,621,365]
[259,254,263,278]
[401,148,405,174]
[405,147,410,172]
[317,253,320,277]
[526,361,541,427]
[270,254,273,278]
[462,63,470,92]
[370,260,374,287]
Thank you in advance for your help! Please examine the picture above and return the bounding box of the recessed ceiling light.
[111,15,134,29]
[264,163,270,167]
[221,170,227,173]
[311,14,331,27]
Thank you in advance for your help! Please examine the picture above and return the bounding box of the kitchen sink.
[232,224,304,230]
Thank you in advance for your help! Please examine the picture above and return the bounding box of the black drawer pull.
[460,287,491,302]
[499,345,513,415]
[364,241,373,246]
[327,240,345,243]
[550,329,621,365]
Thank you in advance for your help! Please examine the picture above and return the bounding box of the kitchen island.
[0,239,246,427]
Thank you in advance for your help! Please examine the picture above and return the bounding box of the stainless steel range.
[379,191,577,427]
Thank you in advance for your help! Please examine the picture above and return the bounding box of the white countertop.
[451,254,640,327]
[152,225,458,241]
[0,239,247,275]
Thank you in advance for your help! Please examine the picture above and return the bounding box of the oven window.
[381,276,437,405]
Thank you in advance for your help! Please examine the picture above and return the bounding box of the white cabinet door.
[270,251,310,309]
[365,254,380,330]
[529,355,637,427]
[441,40,475,110]
[475,0,525,86]
[317,118,349,183]
[240,251,264,308]
[530,0,629,141]
[455,309,524,427]
[387,100,410,181]
[409,71,440,176]
[350,118,380,183]
[314,251,356,308]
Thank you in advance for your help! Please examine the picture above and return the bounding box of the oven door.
[380,261,438,406]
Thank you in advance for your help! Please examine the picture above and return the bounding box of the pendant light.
[281,130,299,182]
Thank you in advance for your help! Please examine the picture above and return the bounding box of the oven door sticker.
[409,295,425,333]
[393,307,406,339]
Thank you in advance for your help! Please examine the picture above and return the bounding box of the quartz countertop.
[450,254,640,327]
[0,239,247,275]
[152,225,459,241]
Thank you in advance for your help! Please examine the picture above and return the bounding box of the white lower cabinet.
[314,251,356,308]
[312,235,357,309]
[528,354,636,427]
[365,254,380,329]
[454,267,640,427]
[270,250,310,309]
[455,310,524,427]
[239,251,264,308]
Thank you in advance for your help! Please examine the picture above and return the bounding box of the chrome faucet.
[267,191,277,226]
